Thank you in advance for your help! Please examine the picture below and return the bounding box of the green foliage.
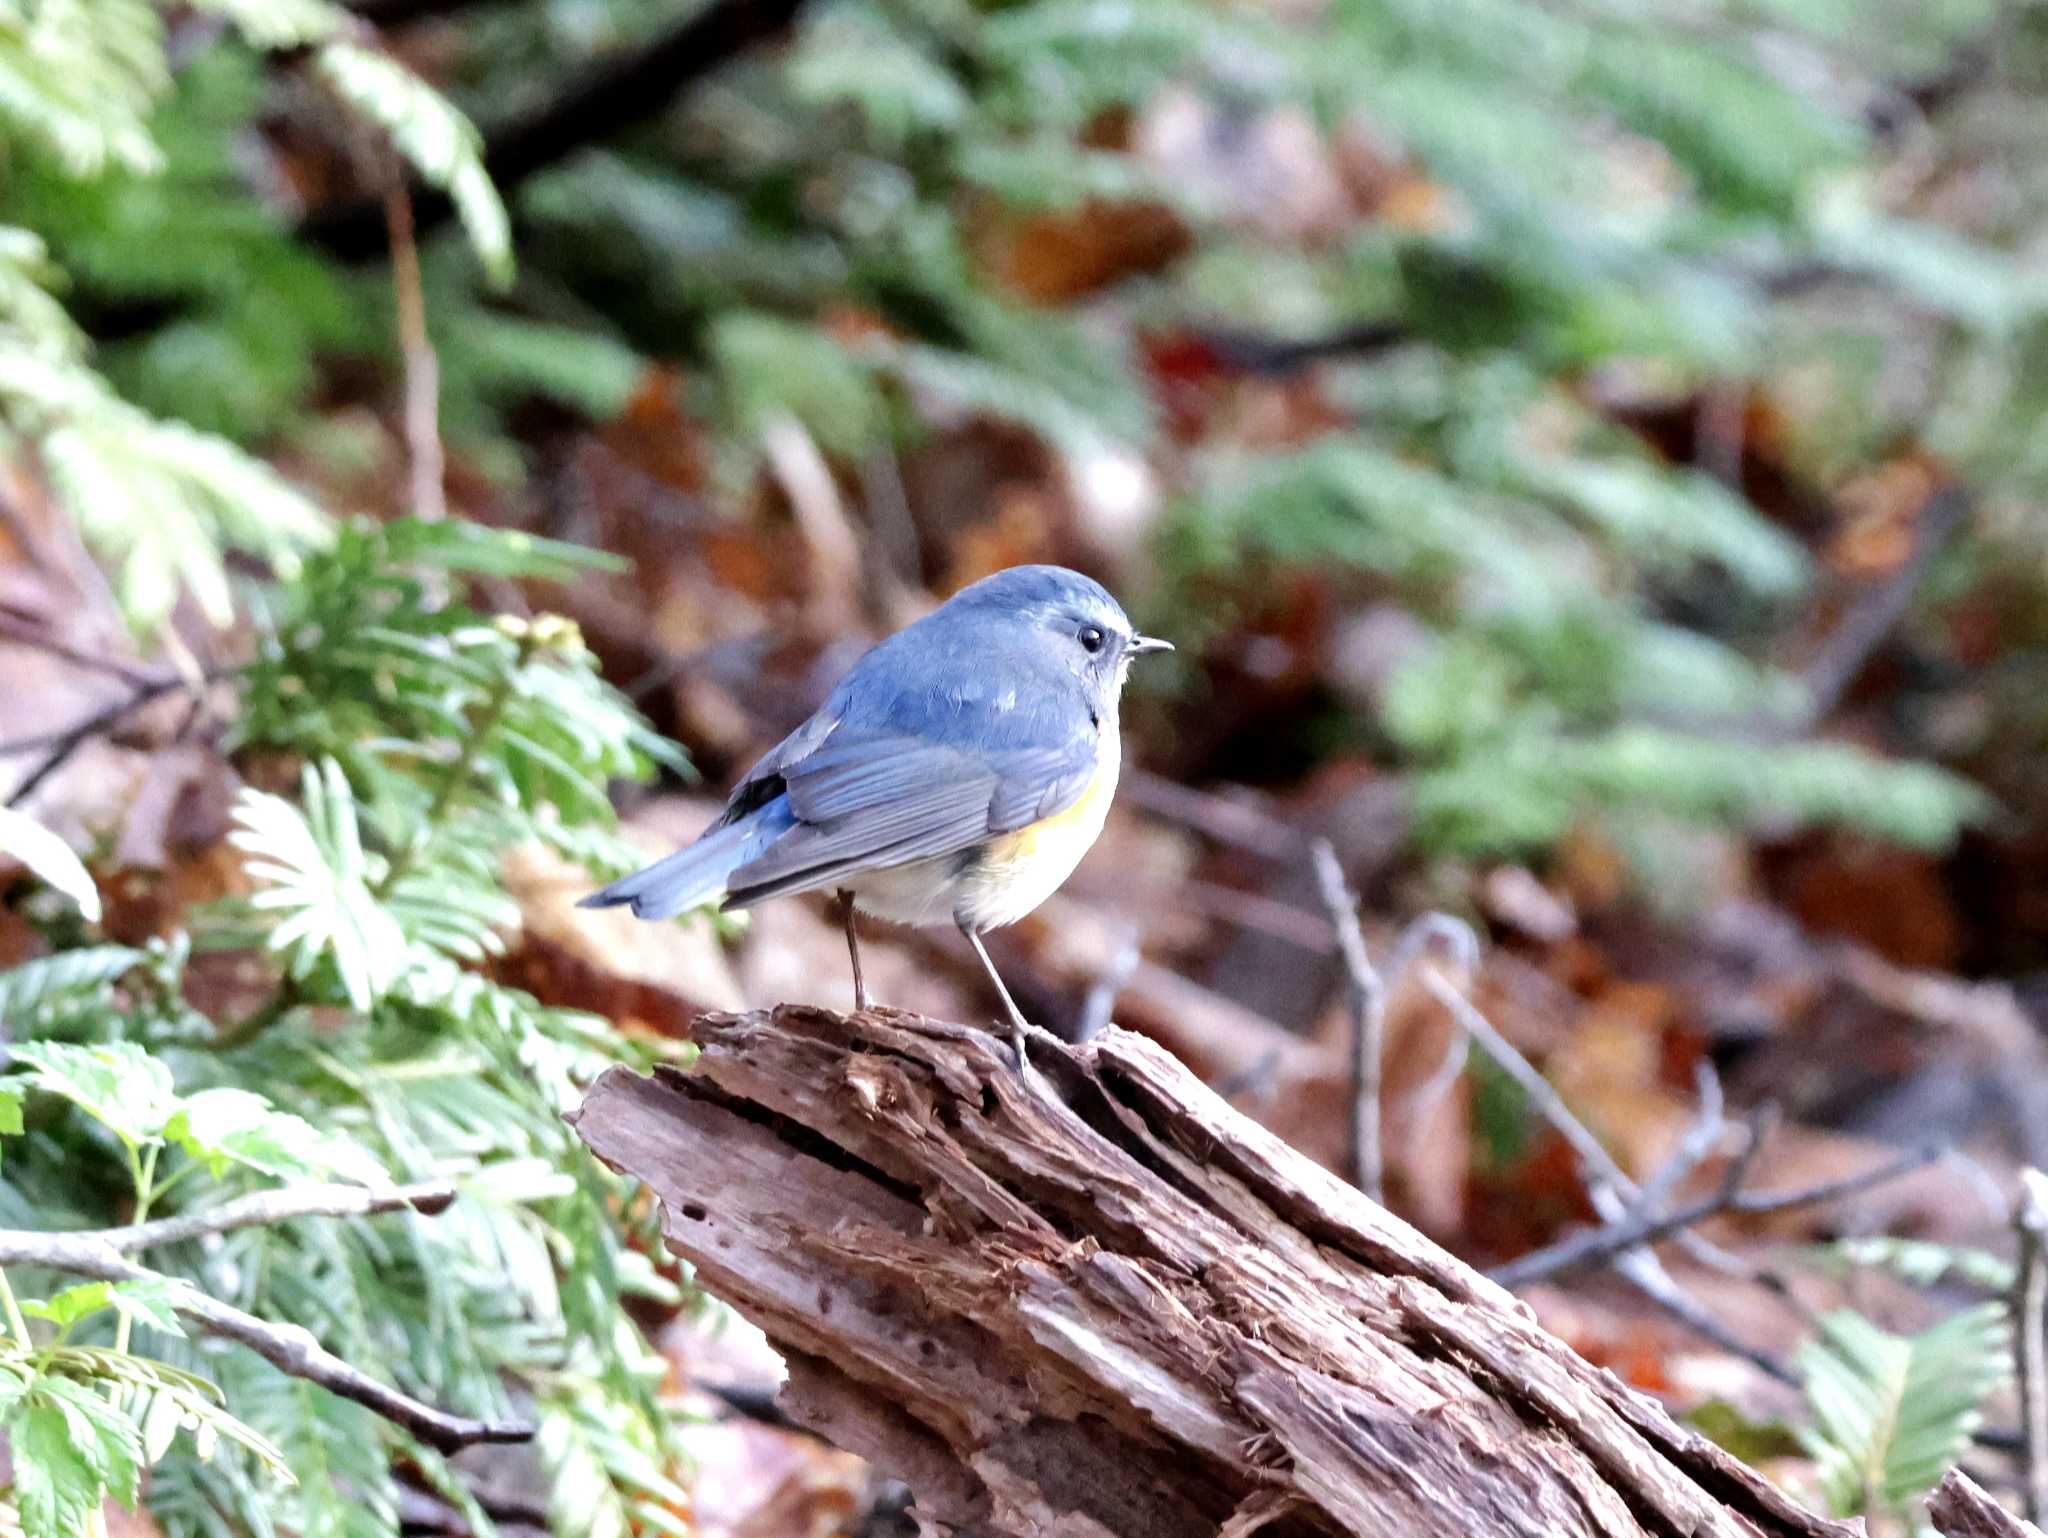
[314,43,512,289]
[0,1336,293,1538]
[0,2,524,633]
[1815,1237,2018,1294]
[1796,1304,2011,1522]
[0,519,690,1538]
[0,1048,309,1538]
[0,0,166,178]
[1167,417,1990,857]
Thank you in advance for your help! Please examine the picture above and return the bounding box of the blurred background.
[8,0,2048,1535]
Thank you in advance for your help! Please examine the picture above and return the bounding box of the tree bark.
[570,1004,1877,1537]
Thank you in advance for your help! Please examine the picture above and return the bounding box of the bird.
[579,564,1173,1060]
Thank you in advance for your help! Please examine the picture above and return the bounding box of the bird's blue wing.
[720,731,1097,907]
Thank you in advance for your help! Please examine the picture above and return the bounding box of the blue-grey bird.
[579,565,1172,1054]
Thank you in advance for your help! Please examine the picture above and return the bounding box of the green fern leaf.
[313,43,512,288]
[229,760,410,1011]
[1797,1304,2010,1518]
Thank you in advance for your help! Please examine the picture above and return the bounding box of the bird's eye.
[1078,625,1106,654]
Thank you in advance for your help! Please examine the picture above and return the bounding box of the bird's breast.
[956,722,1120,930]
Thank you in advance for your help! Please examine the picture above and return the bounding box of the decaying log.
[1929,1471,2046,1538]
[571,1005,1876,1537]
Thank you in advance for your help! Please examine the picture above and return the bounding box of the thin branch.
[1631,1063,1729,1219]
[1310,839,1385,1202]
[1573,1067,1795,1386]
[382,173,446,523]
[347,0,499,24]
[0,613,155,688]
[0,1228,529,1453]
[2016,1168,2048,1525]
[1415,958,1801,1376]
[1124,771,1303,861]
[1416,962,1631,1194]
[0,672,211,807]
[1191,318,1413,375]
[1606,1245,1797,1385]
[91,1181,457,1255]
[1489,1141,1945,1288]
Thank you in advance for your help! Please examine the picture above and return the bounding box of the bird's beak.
[1129,634,1174,656]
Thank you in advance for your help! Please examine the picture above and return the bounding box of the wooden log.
[1929,1471,2048,1538]
[569,1004,1864,1538]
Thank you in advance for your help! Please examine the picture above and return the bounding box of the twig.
[1606,1243,1797,1386]
[1192,318,1413,375]
[347,0,491,24]
[1417,962,1629,1193]
[0,613,154,688]
[699,1378,801,1430]
[90,1180,457,1255]
[0,1228,529,1452]
[2016,1169,2048,1525]
[382,173,445,523]
[762,412,860,628]
[1632,1063,1729,1219]
[1212,1047,1283,1105]
[1416,958,1799,1375]
[1310,840,1385,1202]
[1489,1141,1945,1288]
[1180,880,1333,952]
[1930,1468,2048,1538]
[0,673,205,807]
[1577,1067,1795,1385]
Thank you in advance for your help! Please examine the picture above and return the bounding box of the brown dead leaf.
[1828,457,1941,578]
[1545,982,1696,1182]
[1767,832,1961,971]
[113,745,243,871]
[973,198,1189,305]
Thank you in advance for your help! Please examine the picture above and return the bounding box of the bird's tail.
[577,802,793,921]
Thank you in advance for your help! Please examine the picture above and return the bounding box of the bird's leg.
[837,889,870,1012]
[959,922,1031,1068]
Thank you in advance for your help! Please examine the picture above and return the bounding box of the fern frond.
[1797,1304,2010,1519]
[313,43,512,287]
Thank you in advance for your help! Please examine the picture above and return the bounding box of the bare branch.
[0,612,155,688]
[1,661,232,808]
[1310,839,1385,1200]
[1489,1142,1944,1288]
[91,1180,458,1255]
[2016,1168,2048,1524]
[1416,961,1630,1193]
[381,173,446,524]
[1124,770,1303,861]
[1416,960,1793,1373]
[0,1210,527,1453]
